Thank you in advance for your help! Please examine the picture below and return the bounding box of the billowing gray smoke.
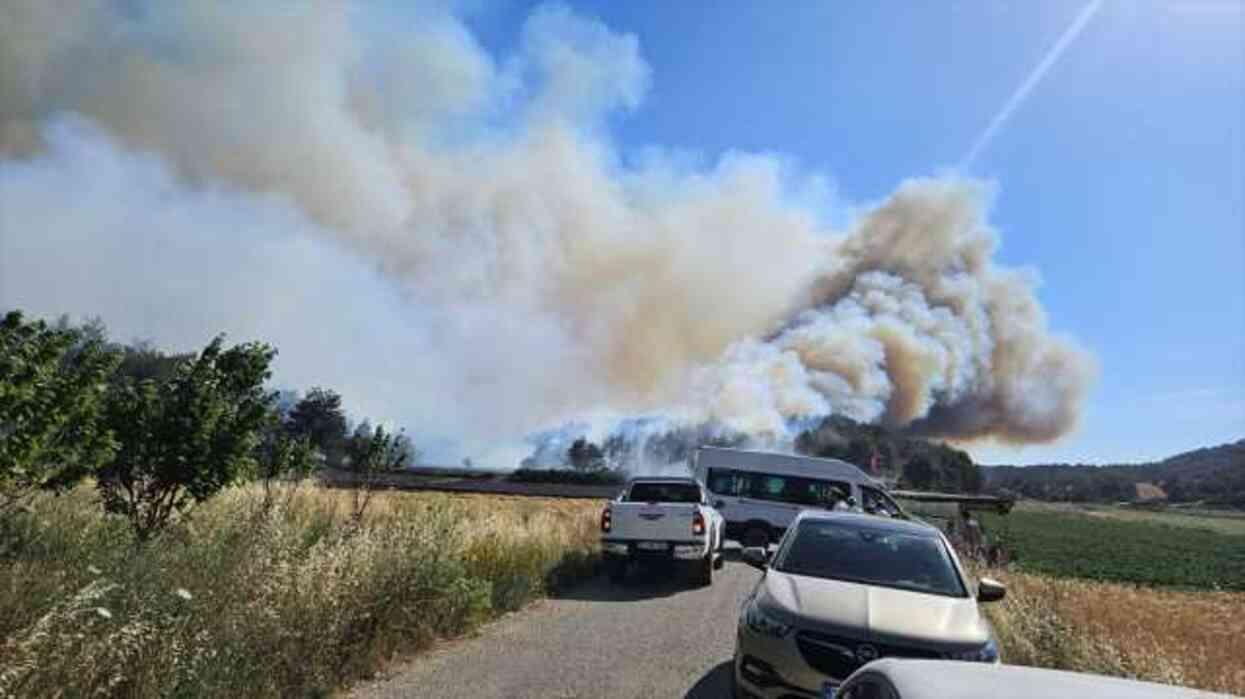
[0,2,1094,462]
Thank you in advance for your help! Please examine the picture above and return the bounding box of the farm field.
[979,504,1245,590]
[1014,500,1245,537]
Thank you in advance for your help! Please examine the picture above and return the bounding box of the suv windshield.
[774,520,966,598]
[626,482,702,503]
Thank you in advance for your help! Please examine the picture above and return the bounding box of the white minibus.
[691,446,907,547]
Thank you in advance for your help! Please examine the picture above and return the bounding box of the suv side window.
[752,475,787,500]
[706,468,742,496]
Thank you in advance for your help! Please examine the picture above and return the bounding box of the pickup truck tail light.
[601,508,612,533]
[692,511,705,536]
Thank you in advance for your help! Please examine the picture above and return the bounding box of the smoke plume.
[0,1,1094,462]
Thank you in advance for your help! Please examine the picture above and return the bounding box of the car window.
[730,471,851,507]
[706,468,742,496]
[625,482,701,503]
[773,520,967,597]
[861,486,905,518]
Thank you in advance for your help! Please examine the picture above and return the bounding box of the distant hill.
[983,439,1245,507]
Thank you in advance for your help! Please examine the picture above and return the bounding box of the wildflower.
[95,607,112,620]
[175,588,193,601]
[88,565,102,576]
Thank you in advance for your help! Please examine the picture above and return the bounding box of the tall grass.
[0,486,601,697]
[978,566,1245,695]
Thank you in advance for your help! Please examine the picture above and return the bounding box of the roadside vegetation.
[1,310,602,697]
[0,487,600,697]
[979,566,1245,695]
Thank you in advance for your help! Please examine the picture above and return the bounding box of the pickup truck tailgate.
[610,502,699,541]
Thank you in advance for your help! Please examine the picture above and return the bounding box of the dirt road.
[349,554,760,699]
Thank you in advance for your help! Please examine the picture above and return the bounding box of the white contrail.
[959,0,1104,170]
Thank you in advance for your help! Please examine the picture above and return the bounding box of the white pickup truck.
[600,477,726,586]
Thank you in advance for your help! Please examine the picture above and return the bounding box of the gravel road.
[349,552,760,699]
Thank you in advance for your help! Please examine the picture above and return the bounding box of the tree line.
[0,310,416,541]
[546,415,984,494]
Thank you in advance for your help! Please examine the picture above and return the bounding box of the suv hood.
[760,569,991,650]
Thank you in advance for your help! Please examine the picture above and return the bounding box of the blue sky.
[468,0,1243,464]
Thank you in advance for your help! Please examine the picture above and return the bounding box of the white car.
[600,477,726,586]
[834,658,1234,699]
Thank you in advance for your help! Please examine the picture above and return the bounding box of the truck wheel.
[743,525,769,549]
[695,553,714,587]
[607,558,627,584]
[713,530,726,570]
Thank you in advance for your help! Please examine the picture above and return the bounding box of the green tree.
[953,451,983,494]
[344,421,409,523]
[0,311,120,512]
[254,411,316,513]
[286,387,348,466]
[96,336,276,542]
[114,341,194,385]
[903,456,935,490]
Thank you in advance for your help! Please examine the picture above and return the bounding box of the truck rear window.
[626,482,702,503]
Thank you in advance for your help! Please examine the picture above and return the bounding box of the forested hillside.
[983,440,1245,506]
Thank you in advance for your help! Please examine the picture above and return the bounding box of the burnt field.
[318,468,622,500]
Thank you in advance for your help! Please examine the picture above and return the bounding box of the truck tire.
[694,552,714,587]
[607,558,627,584]
[713,531,726,570]
[743,525,770,549]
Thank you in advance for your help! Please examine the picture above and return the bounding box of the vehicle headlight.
[948,639,999,663]
[743,601,792,638]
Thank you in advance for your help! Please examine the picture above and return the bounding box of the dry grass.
[0,485,603,698]
[978,565,1245,695]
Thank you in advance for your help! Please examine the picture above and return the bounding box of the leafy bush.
[95,336,276,541]
[0,311,120,511]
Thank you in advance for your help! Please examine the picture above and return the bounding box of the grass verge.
[0,486,602,697]
[978,565,1245,695]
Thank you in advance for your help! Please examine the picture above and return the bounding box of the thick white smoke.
[0,1,1094,463]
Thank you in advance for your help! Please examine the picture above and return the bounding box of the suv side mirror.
[741,547,769,571]
[977,577,1006,603]
[713,499,725,509]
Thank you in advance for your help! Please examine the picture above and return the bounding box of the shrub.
[95,336,276,542]
[0,311,120,513]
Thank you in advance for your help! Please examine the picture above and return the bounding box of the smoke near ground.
[0,1,1094,463]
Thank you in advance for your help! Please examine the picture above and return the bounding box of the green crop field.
[979,507,1245,591]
